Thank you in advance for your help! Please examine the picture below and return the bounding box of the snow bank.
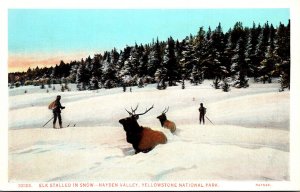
[9,125,289,182]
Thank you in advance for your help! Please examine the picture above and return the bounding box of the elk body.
[157,107,176,133]
[119,105,167,154]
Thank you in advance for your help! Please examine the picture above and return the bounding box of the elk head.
[157,107,169,126]
[119,104,154,132]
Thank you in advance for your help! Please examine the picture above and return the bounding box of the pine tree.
[212,77,221,89]
[162,37,179,86]
[148,38,162,82]
[116,46,131,85]
[181,78,185,89]
[274,21,290,90]
[231,37,249,88]
[119,46,137,87]
[245,22,261,78]
[180,36,202,85]
[254,23,270,82]
[76,59,89,90]
[259,34,276,83]
[223,29,234,76]
[195,26,206,53]
[91,54,103,88]
[40,82,45,89]
[221,77,231,92]
[102,52,118,88]
[137,77,144,88]
[67,61,79,83]
[179,38,193,80]
[85,55,93,73]
[90,76,99,90]
[137,45,149,82]
[190,63,203,85]
[154,63,167,90]
[110,48,120,86]
[207,23,227,81]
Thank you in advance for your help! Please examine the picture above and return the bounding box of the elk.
[119,104,167,154]
[157,107,176,133]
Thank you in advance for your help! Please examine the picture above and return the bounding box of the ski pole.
[205,116,214,125]
[43,116,54,127]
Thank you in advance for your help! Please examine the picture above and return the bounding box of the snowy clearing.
[8,80,289,181]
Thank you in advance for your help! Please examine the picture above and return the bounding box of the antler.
[131,104,139,114]
[135,104,154,116]
[162,106,169,114]
[125,104,139,116]
[125,108,132,115]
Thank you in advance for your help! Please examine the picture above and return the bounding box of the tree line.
[8,20,290,91]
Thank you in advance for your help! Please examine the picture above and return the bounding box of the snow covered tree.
[119,47,139,87]
[91,54,103,88]
[212,77,221,89]
[40,82,45,89]
[274,21,290,90]
[180,37,202,85]
[259,31,276,83]
[85,56,93,75]
[66,61,79,83]
[162,37,179,86]
[102,52,118,89]
[116,46,131,85]
[207,23,227,82]
[89,76,100,90]
[76,59,89,91]
[179,38,193,80]
[245,23,261,78]
[137,77,144,88]
[181,78,185,89]
[137,44,148,79]
[154,63,167,90]
[254,23,271,82]
[221,77,231,92]
[190,63,203,85]
[231,37,249,88]
[148,38,162,82]
[223,29,234,76]
[193,27,207,84]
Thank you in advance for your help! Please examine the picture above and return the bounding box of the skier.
[52,95,65,128]
[198,103,206,125]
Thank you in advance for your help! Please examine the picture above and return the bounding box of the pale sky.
[8,9,289,72]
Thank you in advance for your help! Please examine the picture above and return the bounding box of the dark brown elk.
[119,104,167,154]
[157,107,176,133]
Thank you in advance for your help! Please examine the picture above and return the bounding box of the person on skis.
[52,95,65,128]
[198,103,206,125]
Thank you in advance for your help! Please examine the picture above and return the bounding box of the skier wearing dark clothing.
[53,95,65,128]
[199,103,206,125]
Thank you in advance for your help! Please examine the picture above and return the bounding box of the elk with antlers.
[157,107,176,133]
[119,104,167,154]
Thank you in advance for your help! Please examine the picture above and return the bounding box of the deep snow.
[8,80,289,182]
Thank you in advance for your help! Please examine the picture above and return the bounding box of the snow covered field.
[8,80,289,182]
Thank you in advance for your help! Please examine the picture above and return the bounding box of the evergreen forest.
[8,20,290,92]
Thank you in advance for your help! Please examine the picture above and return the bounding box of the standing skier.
[52,95,65,128]
[198,103,206,125]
